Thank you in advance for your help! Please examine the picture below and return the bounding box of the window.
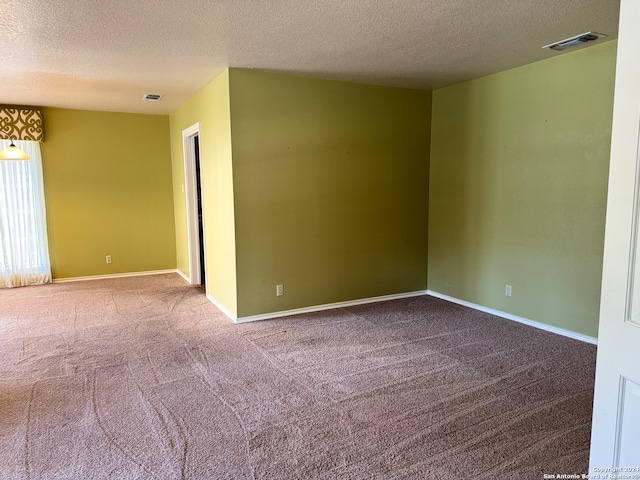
[0,139,51,288]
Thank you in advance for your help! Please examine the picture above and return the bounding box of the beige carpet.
[0,273,596,479]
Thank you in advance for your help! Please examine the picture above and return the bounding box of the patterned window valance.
[0,105,44,142]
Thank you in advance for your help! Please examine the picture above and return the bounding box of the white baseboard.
[177,281,598,345]
[215,290,429,324]
[176,269,190,283]
[205,294,237,321]
[53,269,178,283]
[426,290,598,345]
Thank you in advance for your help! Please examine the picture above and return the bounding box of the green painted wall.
[41,107,176,279]
[228,69,431,317]
[428,41,617,337]
[169,69,238,317]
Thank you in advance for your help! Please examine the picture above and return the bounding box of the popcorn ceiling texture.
[0,274,595,478]
[0,0,619,114]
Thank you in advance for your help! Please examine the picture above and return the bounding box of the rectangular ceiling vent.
[142,93,163,102]
[542,31,606,51]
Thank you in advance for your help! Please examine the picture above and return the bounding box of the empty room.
[2,0,638,478]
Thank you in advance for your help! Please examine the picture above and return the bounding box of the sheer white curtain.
[0,139,52,288]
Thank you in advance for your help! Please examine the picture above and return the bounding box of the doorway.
[182,123,205,289]
[193,134,205,288]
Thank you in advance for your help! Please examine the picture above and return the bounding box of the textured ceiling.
[0,0,620,115]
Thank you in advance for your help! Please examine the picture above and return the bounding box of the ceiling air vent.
[543,31,606,51]
[142,93,163,101]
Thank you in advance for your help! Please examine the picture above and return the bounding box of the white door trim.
[182,122,203,286]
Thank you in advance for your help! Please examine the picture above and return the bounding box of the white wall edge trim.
[53,269,178,283]
[176,269,190,284]
[205,293,237,321]
[427,290,598,345]
[227,290,430,324]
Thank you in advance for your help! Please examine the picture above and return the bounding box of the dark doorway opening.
[193,134,205,288]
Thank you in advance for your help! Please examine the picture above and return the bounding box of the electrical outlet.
[106,255,112,264]
[276,284,284,296]
[505,284,512,297]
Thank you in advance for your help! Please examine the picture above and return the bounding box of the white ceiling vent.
[542,31,606,51]
[142,93,163,102]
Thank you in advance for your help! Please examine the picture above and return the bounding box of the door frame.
[182,122,205,286]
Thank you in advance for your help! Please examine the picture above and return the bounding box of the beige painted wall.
[41,107,176,279]
[428,41,617,337]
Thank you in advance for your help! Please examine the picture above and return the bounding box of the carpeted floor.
[0,273,596,479]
